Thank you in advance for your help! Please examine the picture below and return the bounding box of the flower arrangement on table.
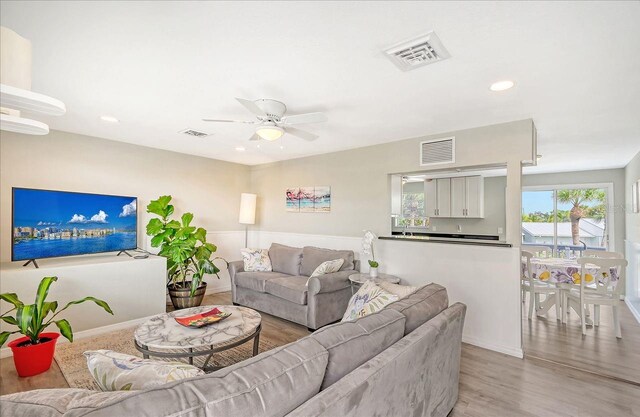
[362,230,379,278]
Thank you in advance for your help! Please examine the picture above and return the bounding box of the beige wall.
[522,168,626,253]
[626,151,640,244]
[0,130,251,263]
[250,119,534,244]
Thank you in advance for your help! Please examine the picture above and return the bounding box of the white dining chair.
[564,257,627,338]
[521,246,553,303]
[521,250,561,320]
[582,249,624,259]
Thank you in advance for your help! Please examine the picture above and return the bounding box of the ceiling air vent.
[420,137,455,166]
[384,31,450,71]
[179,128,210,138]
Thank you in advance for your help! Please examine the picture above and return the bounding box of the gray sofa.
[0,283,466,417]
[229,243,361,330]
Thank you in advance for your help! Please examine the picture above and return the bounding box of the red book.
[175,307,232,328]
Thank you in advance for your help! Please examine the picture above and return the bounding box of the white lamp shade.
[239,193,257,225]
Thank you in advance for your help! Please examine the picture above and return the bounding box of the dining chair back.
[521,250,560,320]
[522,245,553,258]
[569,257,628,337]
[582,249,624,259]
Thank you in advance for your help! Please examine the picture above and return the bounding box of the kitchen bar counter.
[379,235,512,248]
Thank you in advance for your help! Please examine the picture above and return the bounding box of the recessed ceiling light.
[489,80,514,92]
[100,115,119,123]
[235,146,245,152]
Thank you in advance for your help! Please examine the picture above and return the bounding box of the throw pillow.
[341,280,399,322]
[240,248,272,272]
[310,258,345,278]
[378,281,419,299]
[84,350,204,392]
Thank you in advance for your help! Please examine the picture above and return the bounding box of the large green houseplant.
[0,276,113,377]
[146,195,226,309]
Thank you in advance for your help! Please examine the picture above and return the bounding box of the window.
[398,181,427,227]
[522,184,612,256]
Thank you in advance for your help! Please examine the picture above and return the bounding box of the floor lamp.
[239,193,257,248]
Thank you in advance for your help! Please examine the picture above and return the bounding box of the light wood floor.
[2,292,640,416]
[522,295,640,385]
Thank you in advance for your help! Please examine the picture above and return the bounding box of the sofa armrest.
[308,270,354,295]
[228,260,244,281]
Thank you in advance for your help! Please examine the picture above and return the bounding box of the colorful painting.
[299,187,315,213]
[285,186,331,213]
[286,187,300,212]
[313,186,331,212]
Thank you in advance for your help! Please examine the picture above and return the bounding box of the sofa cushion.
[269,243,303,276]
[310,259,344,278]
[301,247,355,277]
[386,283,449,335]
[60,337,329,417]
[265,276,309,305]
[235,271,290,293]
[84,350,204,391]
[310,308,406,390]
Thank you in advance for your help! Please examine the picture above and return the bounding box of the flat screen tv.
[12,188,137,261]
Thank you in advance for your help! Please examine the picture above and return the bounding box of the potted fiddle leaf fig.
[146,195,227,309]
[0,276,113,377]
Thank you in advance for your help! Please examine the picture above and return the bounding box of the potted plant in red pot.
[0,276,113,377]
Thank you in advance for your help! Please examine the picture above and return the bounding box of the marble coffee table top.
[134,305,261,350]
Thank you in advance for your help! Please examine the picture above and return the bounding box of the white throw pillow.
[310,258,344,278]
[84,350,204,392]
[341,280,399,322]
[240,248,273,272]
[377,281,419,299]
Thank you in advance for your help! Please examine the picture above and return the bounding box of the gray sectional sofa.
[0,283,466,417]
[229,243,360,330]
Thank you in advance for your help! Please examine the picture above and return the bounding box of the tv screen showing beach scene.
[12,188,137,261]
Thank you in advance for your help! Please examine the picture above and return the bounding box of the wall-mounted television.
[12,188,137,261]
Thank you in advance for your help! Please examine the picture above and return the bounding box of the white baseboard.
[625,298,640,324]
[462,335,524,359]
[0,316,152,359]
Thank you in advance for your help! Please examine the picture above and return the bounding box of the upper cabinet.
[427,176,484,218]
[425,178,451,217]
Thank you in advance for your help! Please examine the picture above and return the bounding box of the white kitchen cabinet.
[450,176,484,218]
[425,178,451,217]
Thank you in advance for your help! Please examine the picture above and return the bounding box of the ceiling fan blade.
[286,126,318,141]
[281,112,327,125]
[236,98,267,117]
[201,118,256,124]
[249,133,261,141]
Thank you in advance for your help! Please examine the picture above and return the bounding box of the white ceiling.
[1,1,639,173]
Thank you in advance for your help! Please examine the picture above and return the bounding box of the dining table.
[521,257,620,321]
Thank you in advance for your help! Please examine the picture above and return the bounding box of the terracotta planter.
[168,281,207,309]
[8,332,60,377]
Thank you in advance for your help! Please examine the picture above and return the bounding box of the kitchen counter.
[379,235,512,248]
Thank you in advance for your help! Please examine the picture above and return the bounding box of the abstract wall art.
[285,186,331,213]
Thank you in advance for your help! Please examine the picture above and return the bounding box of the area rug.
[54,327,281,390]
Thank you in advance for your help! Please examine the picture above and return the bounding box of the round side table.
[348,273,401,295]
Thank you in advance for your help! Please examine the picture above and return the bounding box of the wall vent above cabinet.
[420,137,455,166]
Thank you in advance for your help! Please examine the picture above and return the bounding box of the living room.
[1,2,639,417]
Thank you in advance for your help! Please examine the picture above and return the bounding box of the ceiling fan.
[202,98,327,142]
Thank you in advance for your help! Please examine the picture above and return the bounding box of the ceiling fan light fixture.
[256,125,284,141]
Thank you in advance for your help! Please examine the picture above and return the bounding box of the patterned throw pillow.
[341,280,399,322]
[240,248,273,272]
[310,258,344,277]
[377,281,419,299]
[84,350,204,392]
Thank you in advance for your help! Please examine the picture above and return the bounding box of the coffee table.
[134,305,261,373]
